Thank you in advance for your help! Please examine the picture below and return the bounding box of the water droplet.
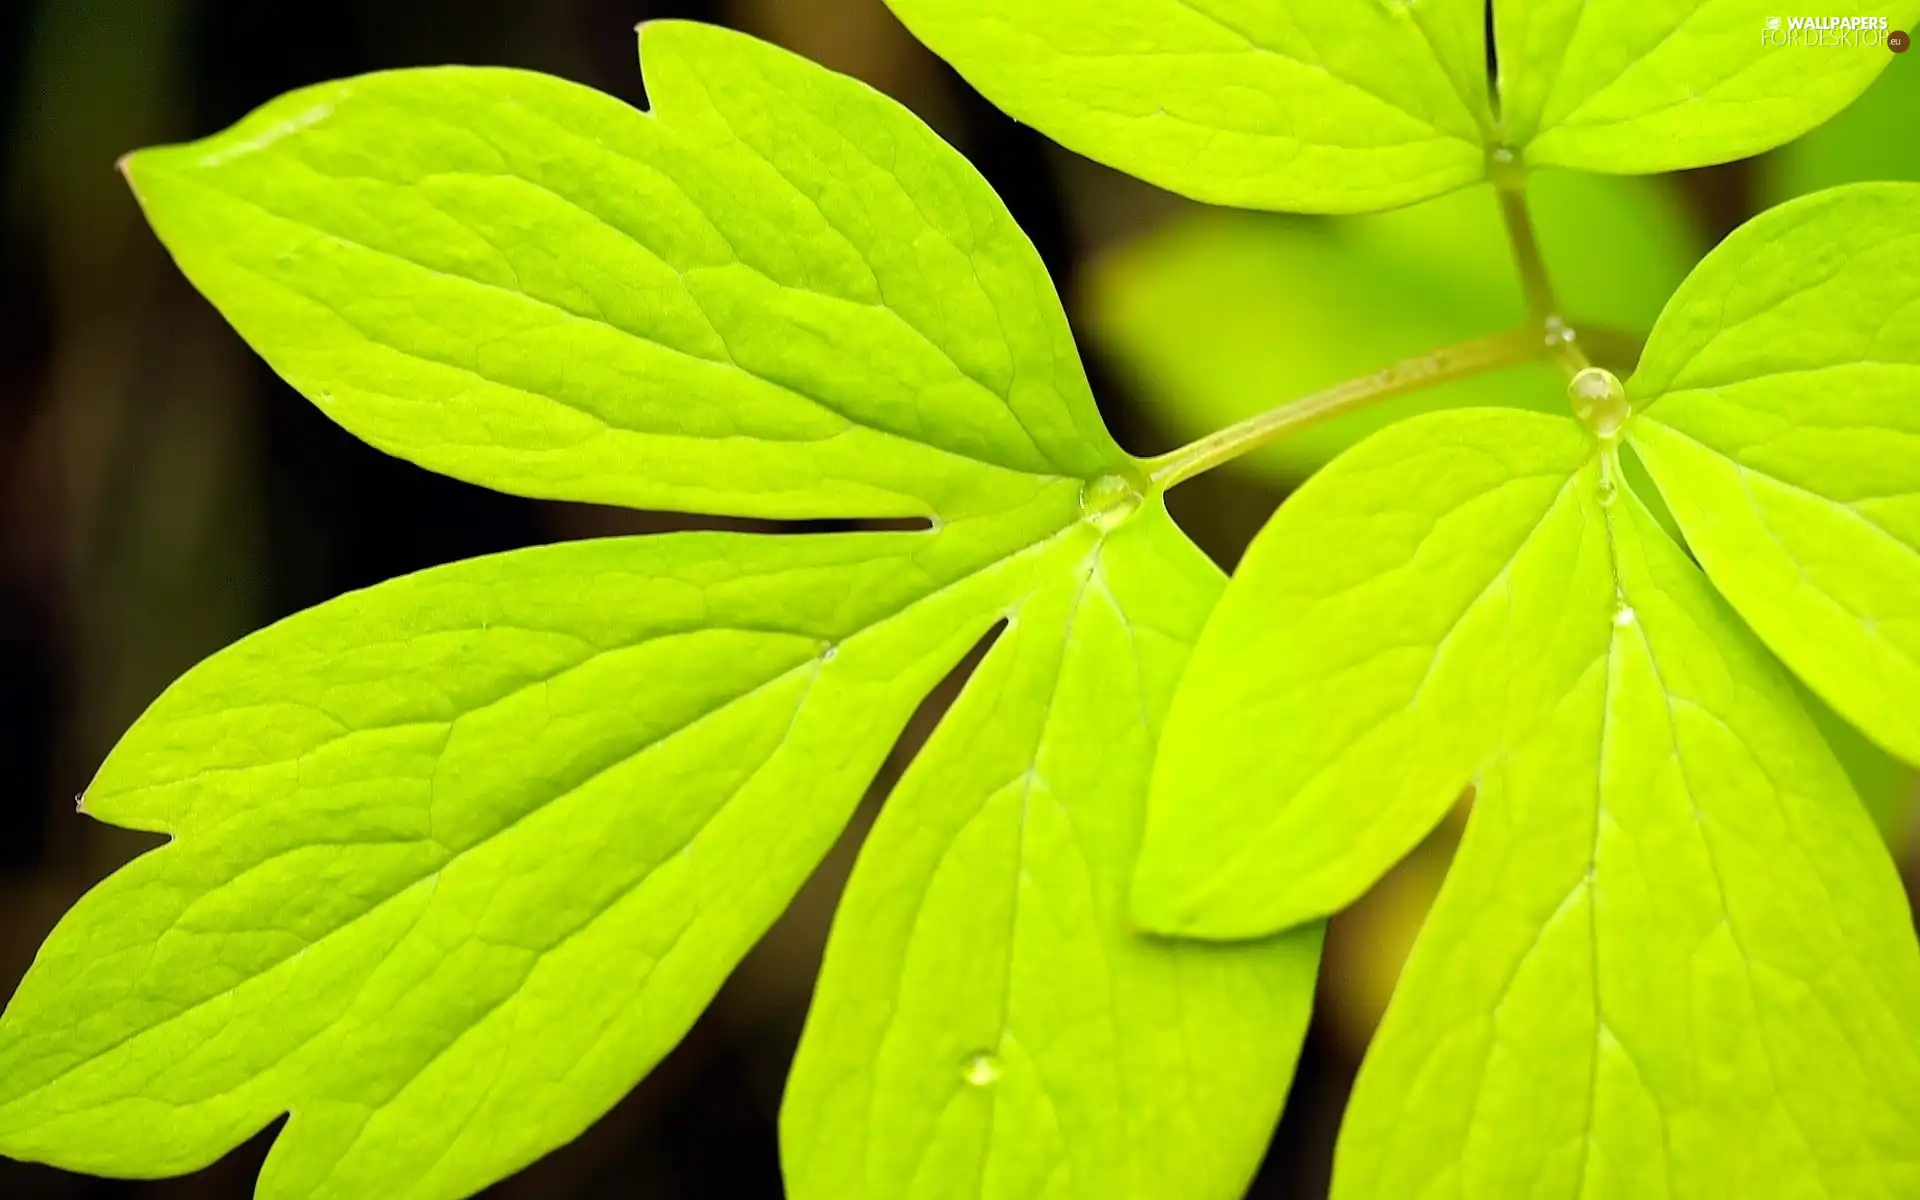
[960,1051,1001,1087]
[1613,599,1637,627]
[1079,473,1142,532]
[1596,477,1618,507]
[1543,316,1576,347]
[820,644,839,663]
[1487,146,1521,185]
[1568,367,1630,441]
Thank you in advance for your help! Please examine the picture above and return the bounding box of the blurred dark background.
[0,3,1913,1197]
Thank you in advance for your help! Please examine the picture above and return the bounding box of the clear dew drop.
[1079,473,1142,532]
[1487,145,1521,187]
[1596,477,1618,507]
[1568,366,1630,441]
[820,644,839,663]
[1613,598,1637,627]
[960,1051,1001,1087]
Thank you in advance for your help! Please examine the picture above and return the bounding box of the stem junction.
[1143,156,1646,491]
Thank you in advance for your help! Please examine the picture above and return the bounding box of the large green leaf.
[1756,60,1920,836]
[1628,182,1920,766]
[122,20,1120,524]
[1497,1,1916,174]
[882,0,1491,213]
[0,522,1067,1193]
[1132,410,1615,939]
[1333,479,1920,1199]
[782,502,1320,1200]
[2,21,1315,1200]
[1084,171,1700,481]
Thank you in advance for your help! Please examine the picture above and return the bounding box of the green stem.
[1145,326,1549,489]
[1495,175,1594,380]
[1498,182,1558,319]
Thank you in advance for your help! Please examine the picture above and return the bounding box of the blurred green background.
[0,3,1913,1195]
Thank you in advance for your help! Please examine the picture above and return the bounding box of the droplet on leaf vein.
[960,1051,1001,1087]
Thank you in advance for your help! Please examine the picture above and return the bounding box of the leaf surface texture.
[1134,411,1615,936]
[0,21,1316,1200]
[1333,481,1920,1199]
[1629,183,1920,765]
[882,0,1492,213]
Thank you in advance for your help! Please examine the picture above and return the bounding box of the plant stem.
[1498,182,1557,319]
[1142,165,1653,492]
[1494,175,1594,380]
[1145,326,1548,489]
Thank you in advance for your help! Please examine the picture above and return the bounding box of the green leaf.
[122,19,1121,524]
[1084,172,1700,482]
[782,502,1321,1200]
[0,518,1077,1193]
[1761,46,1920,199]
[5,21,1318,1200]
[882,0,1492,213]
[1332,479,1920,1199]
[1627,182,1920,765]
[1132,410,1616,939]
[1497,2,1917,174]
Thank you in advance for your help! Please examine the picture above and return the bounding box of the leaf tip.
[114,149,151,195]
[115,147,168,200]
[633,16,684,52]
